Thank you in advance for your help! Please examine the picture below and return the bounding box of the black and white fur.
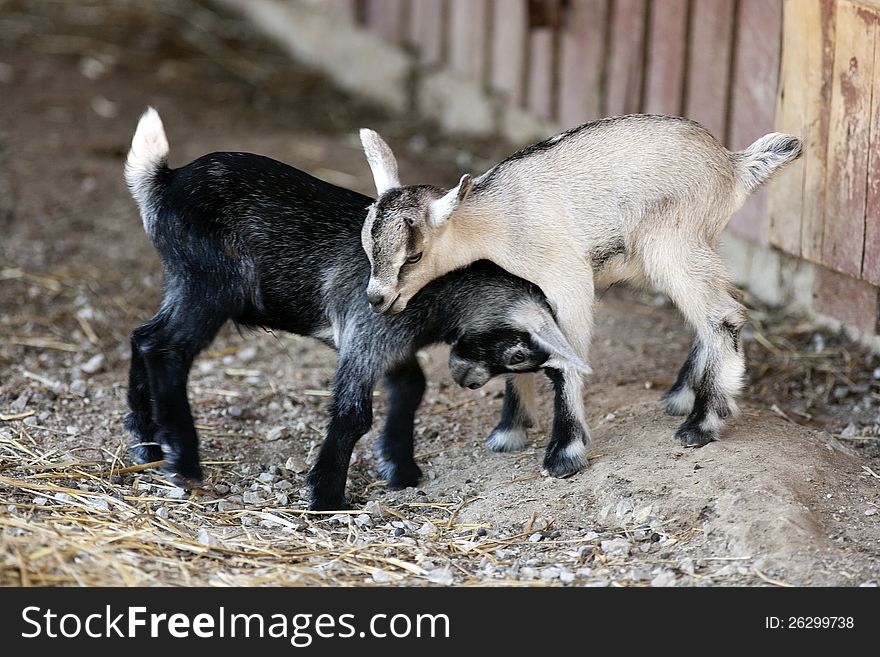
[123,108,588,510]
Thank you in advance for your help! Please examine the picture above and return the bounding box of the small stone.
[275,493,289,506]
[650,532,662,542]
[242,490,263,504]
[198,529,218,547]
[237,346,258,362]
[634,505,653,524]
[418,522,438,536]
[426,567,454,585]
[274,480,293,491]
[354,513,372,527]
[165,487,187,500]
[363,500,383,517]
[476,527,488,537]
[371,569,393,584]
[156,506,170,519]
[33,496,47,506]
[865,508,878,516]
[559,569,575,583]
[66,426,78,436]
[679,557,696,575]
[840,422,858,438]
[873,367,880,380]
[393,527,406,537]
[651,570,678,587]
[266,426,287,441]
[88,497,110,511]
[80,353,104,374]
[70,379,88,396]
[217,500,239,512]
[213,484,230,495]
[258,472,276,484]
[284,456,308,473]
[11,391,30,412]
[600,538,631,557]
[528,532,544,543]
[540,567,561,580]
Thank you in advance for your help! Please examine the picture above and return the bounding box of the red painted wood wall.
[354,0,880,297]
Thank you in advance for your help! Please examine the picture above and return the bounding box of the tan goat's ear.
[428,174,473,227]
[360,128,401,196]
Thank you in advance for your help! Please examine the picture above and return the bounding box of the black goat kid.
[123,109,589,510]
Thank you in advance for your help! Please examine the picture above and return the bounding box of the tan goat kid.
[359,114,802,477]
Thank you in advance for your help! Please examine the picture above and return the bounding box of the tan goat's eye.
[405,252,423,264]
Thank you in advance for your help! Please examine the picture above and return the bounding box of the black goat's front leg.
[486,373,537,452]
[375,358,425,490]
[306,357,377,511]
[542,368,590,477]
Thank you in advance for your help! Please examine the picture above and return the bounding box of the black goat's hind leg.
[375,358,425,489]
[135,305,225,483]
[125,323,162,464]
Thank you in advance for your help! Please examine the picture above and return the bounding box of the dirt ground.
[1,0,878,587]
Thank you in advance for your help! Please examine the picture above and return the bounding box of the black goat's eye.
[509,351,526,364]
[405,252,423,264]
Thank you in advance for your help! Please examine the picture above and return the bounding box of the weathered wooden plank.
[863,10,880,285]
[823,0,876,278]
[558,0,608,127]
[727,0,783,243]
[449,0,488,82]
[528,25,556,119]
[768,0,811,256]
[685,0,736,140]
[490,0,528,102]
[605,0,647,116]
[408,0,446,66]
[813,264,880,334]
[643,0,687,116]
[365,0,404,42]
[798,0,837,262]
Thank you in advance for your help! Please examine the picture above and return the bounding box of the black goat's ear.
[530,321,592,375]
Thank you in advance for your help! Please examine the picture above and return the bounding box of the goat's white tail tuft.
[125,107,169,216]
[731,133,802,194]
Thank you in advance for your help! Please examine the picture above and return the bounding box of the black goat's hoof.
[674,424,716,448]
[380,459,422,489]
[309,497,352,512]
[543,442,588,478]
[130,441,164,465]
[161,458,203,485]
[124,413,164,463]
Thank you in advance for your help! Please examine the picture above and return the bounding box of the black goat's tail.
[124,107,169,232]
